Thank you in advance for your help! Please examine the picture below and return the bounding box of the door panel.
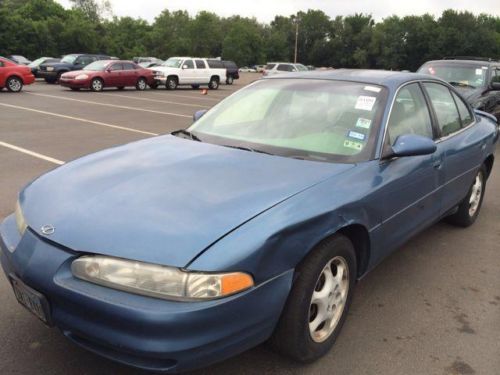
[180,59,195,84]
[195,59,210,83]
[105,63,123,86]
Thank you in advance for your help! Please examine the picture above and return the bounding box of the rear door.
[195,59,210,83]
[122,62,139,86]
[422,82,484,213]
[376,82,443,254]
[180,59,195,84]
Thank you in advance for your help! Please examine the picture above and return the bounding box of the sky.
[56,0,500,23]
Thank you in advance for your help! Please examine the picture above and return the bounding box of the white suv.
[150,57,226,90]
[263,62,308,76]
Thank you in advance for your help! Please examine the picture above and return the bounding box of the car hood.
[61,70,88,78]
[20,135,353,268]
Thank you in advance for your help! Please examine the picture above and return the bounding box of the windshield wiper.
[222,145,273,155]
[171,129,202,142]
[449,81,476,89]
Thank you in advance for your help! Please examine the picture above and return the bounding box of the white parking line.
[149,91,222,102]
[0,141,65,165]
[26,92,192,118]
[0,103,159,136]
[101,93,210,108]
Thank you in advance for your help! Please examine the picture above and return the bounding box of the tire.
[166,76,177,90]
[6,76,23,92]
[191,84,200,89]
[446,165,487,227]
[90,78,104,92]
[226,75,234,85]
[56,72,64,83]
[70,87,80,91]
[270,234,356,362]
[135,78,147,91]
[117,86,125,90]
[208,77,219,90]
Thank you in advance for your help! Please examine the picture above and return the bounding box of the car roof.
[422,59,495,66]
[263,69,442,88]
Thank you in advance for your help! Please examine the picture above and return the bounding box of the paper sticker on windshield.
[356,118,371,129]
[475,68,483,75]
[355,96,376,111]
[344,140,363,151]
[347,130,366,141]
[364,85,381,93]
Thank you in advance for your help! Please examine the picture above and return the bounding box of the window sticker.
[355,95,377,111]
[364,85,381,93]
[475,68,483,75]
[343,140,363,151]
[355,117,372,129]
[482,66,488,69]
[347,130,366,141]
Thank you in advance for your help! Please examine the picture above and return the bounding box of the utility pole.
[294,20,299,63]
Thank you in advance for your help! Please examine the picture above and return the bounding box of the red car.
[59,60,155,91]
[0,57,35,92]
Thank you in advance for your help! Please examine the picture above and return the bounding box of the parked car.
[1,70,497,372]
[263,62,309,76]
[59,60,154,92]
[207,59,239,84]
[239,66,257,72]
[150,57,226,90]
[138,60,163,69]
[253,64,265,72]
[38,54,112,83]
[28,57,60,77]
[0,56,35,92]
[133,56,162,64]
[418,57,500,121]
[7,55,31,65]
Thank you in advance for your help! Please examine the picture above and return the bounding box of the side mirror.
[182,64,188,69]
[193,109,208,122]
[391,134,436,157]
[490,81,500,90]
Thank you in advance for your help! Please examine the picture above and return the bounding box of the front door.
[105,63,123,87]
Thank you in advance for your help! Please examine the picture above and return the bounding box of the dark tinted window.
[388,83,433,143]
[183,59,194,69]
[265,63,276,70]
[277,64,294,72]
[207,60,223,69]
[451,91,474,127]
[122,63,136,70]
[223,61,237,69]
[424,82,461,137]
[109,63,123,71]
[492,68,500,84]
[195,59,206,69]
[75,56,96,66]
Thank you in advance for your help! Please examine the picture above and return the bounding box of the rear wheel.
[208,77,219,90]
[226,75,234,85]
[6,76,23,92]
[90,78,104,92]
[270,234,356,362]
[136,77,147,91]
[166,76,177,90]
[446,165,487,227]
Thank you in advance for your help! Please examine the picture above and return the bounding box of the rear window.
[224,61,237,69]
[207,60,224,69]
[277,64,295,72]
[123,63,137,70]
[265,63,276,70]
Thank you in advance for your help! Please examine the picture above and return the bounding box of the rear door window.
[451,91,474,127]
[109,63,123,71]
[122,63,136,70]
[195,60,206,69]
[265,63,276,70]
[277,64,294,72]
[423,82,462,137]
[183,60,194,69]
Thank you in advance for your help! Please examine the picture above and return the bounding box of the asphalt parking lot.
[0,73,499,375]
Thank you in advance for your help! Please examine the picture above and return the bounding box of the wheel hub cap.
[309,256,349,343]
[468,172,483,217]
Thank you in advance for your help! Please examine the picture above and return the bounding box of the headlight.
[75,74,88,80]
[15,200,27,235]
[46,67,54,72]
[71,256,254,301]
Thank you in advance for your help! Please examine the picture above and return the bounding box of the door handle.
[432,159,442,169]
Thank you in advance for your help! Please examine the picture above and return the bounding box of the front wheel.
[208,77,219,90]
[446,165,487,227]
[270,234,356,362]
[6,76,23,92]
[166,77,177,90]
[90,78,104,92]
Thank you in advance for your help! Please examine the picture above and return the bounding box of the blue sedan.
[1,70,497,372]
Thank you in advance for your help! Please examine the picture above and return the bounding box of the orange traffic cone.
[201,89,208,95]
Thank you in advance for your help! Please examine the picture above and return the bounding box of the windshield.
[61,55,78,64]
[295,64,308,71]
[29,57,45,67]
[189,79,387,162]
[162,58,182,68]
[83,61,110,71]
[418,62,488,89]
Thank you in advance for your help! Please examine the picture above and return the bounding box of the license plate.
[10,275,52,325]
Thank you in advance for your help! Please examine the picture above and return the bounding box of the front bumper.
[0,215,292,372]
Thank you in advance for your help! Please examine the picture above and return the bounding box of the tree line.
[1,0,499,71]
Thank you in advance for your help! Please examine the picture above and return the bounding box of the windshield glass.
[162,58,182,68]
[295,64,308,71]
[418,62,488,89]
[61,55,77,64]
[28,57,45,67]
[189,79,387,162]
[83,61,110,71]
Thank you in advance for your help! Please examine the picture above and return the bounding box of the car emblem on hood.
[40,224,55,235]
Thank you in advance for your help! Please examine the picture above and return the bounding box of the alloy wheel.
[468,172,483,217]
[7,78,22,92]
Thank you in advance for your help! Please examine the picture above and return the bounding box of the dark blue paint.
[1,70,497,372]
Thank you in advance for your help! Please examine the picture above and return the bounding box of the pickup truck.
[150,57,226,90]
[38,54,112,83]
